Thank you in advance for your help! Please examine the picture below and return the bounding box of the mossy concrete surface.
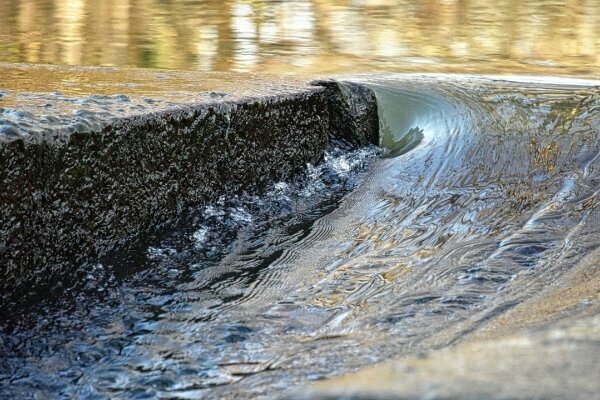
[0,64,379,307]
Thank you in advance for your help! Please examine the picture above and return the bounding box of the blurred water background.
[1,0,599,76]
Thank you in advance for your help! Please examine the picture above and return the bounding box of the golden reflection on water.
[0,0,599,75]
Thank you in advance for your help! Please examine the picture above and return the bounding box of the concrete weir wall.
[0,67,378,302]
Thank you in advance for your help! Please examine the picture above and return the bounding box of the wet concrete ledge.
[0,64,378,304]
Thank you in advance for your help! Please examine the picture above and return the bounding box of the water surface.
[1,75,598,398]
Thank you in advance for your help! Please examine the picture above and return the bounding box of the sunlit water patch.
[1,76,599,399]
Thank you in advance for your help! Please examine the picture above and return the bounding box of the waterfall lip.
[0,63,328,144]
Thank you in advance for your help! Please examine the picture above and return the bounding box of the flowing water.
[2,1,599,398]
[1,75,599,398]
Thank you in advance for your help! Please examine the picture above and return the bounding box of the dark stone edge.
[0,81,379,310]
[311,80,380,147]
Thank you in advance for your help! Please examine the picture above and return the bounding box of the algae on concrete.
[0,64,379,310]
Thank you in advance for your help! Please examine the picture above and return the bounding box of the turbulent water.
[1,76,599,399]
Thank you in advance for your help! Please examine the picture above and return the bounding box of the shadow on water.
[1,76,600,399]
